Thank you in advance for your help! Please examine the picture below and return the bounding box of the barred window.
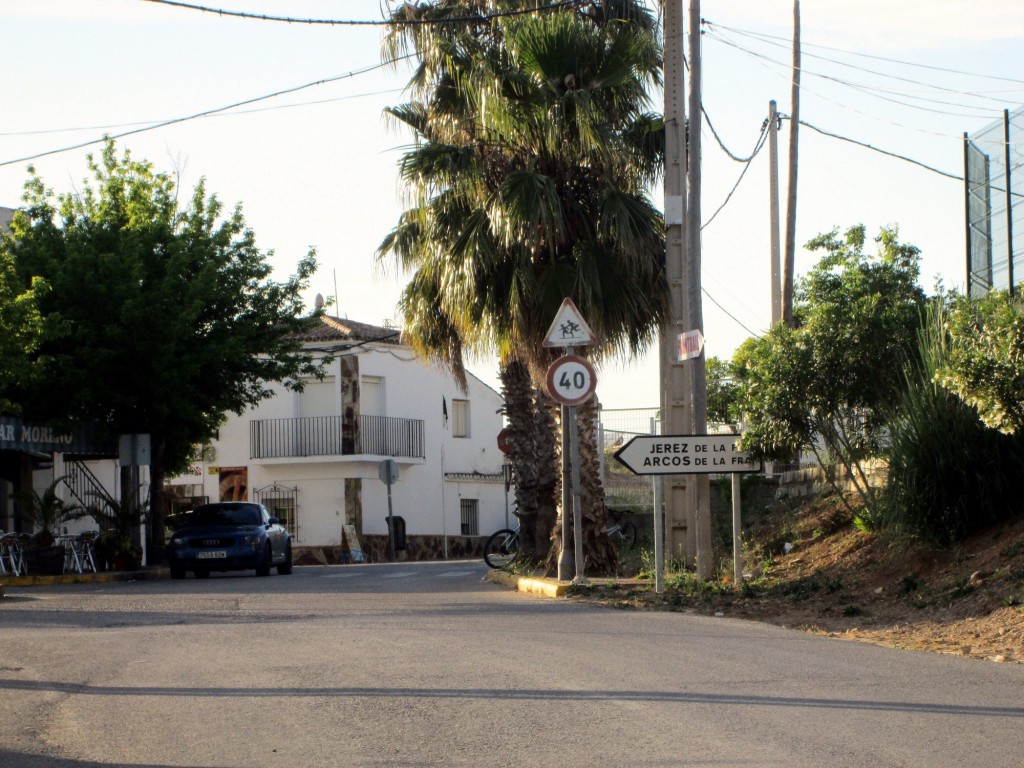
[460,499,479,536]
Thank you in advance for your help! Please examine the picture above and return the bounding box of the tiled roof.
[292,315,403,346]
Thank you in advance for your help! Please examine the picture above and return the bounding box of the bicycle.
[605,509,638,550]
[483,525,520,569]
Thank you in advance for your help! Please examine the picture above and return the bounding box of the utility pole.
[768,99,782,326]
[783,0,801,325]
[660,0,711,578]
[685,0,711,579]
[659,0,691,568]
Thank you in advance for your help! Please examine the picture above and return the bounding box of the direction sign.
[545,354,597,406]
[613,434,759,475]
[543,297,596,348]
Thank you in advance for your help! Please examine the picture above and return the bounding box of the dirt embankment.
[571,497,1024,664]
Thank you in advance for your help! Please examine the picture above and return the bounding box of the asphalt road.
[1,561,1022,768]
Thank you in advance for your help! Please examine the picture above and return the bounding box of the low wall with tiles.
[294,534,488,566]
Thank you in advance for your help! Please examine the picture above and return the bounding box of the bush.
[878,303,1024,544]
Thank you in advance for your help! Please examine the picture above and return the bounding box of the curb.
[0,568,169,588]
[484,568,572,597]
[484,570,653,599]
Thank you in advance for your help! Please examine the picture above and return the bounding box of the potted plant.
[18,477,87,575]
[87,485,148,571]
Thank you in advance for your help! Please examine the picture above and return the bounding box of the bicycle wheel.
[620,520,639,550]
[483,529,519,569]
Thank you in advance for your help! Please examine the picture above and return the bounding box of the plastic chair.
[74,531,98,574]
[0,532,25,576]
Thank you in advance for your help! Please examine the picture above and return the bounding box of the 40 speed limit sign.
[545,354,597,406]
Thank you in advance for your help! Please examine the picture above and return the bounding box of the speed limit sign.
[545,354,597,406]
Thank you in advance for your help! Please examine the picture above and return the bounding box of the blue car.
[167,502,292,579]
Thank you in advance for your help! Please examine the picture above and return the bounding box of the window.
[452,399,470,438]
[361,376,384,417]
[460,499,479,536]
[267,498,297,537]
[253,484,299,538]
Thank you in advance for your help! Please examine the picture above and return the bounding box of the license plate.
[196,551,227,559]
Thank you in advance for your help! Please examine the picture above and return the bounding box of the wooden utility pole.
[685,0,711,579]
[769,99,782,326]
[783,0,801,325]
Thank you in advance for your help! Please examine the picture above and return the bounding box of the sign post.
[378,459,400,561]
[614,433,759,589]
[543,299,596,584]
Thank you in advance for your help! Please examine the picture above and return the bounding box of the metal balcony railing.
[249,415,425,460]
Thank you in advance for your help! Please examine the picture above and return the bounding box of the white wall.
[166,339,508,548]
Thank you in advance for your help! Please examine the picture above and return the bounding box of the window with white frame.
[452,398,470,438]
[460,499,479,536]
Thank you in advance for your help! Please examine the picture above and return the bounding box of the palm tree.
[379,0,666,574]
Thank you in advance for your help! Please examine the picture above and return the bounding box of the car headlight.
[171,535,187,546]
[240,534,261,548]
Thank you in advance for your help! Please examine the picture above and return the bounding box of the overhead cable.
[704,29,1001,120]
[703,19,1024,87]
[0,88,404,138]
[0,58,412,168]
[701,121,769,230]
[138,0,585,26]
[702,107,763,162]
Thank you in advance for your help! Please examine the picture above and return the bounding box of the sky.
[2,1,1022,410]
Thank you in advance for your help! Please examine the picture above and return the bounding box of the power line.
[797,119,962,181]
[0,59,411,168]
[702,107,762,162]
[139,0,585,26]
[705,21,1024,107]
[701,121,768,230]
[0,87,404,138]
[704,29,1002,121]
[702,28,1009,148]
[703,19,1024,87]
[701,287,759,338]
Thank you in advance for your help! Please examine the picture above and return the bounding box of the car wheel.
[277,542,293,575]
[170,567,186,580]
[255,544,272,577]
[194,569,210,579]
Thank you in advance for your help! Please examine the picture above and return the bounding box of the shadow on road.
[3,678,1022,718]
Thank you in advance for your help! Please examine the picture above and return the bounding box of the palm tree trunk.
[500,359,558,560]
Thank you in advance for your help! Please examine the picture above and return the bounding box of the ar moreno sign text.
[613,434,759,475]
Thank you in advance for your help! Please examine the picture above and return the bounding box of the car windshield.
[187,504,262,527]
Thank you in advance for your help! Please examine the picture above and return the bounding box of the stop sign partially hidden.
[497,428,511,454]
[545,354,597,406]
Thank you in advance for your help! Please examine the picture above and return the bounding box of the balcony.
[250,415,425,460]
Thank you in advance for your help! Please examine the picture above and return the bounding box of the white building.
[165,315,510,557]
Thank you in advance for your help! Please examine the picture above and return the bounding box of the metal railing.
[250,415,425,460]
[63,460,109,508]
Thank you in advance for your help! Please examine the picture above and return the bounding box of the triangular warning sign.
[543,298,596,348]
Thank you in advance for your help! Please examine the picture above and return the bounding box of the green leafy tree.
[935,289,1024,435]
[734,225,926,514]
[706,356,740,425]
[379,1,667,574]
[5,141,324,563]
[0,241,46,414]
